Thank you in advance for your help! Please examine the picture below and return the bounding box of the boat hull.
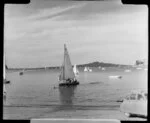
[59,81,79,86]
[3,79,10,84]
[19,72,24,75]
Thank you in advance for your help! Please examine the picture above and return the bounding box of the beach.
[4,104,146,120]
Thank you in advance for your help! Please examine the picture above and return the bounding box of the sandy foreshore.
[3,105,147,121]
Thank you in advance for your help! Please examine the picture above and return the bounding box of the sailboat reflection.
[59,86,77,106]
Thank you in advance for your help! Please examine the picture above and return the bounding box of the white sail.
[59,61,64,81]
[84,67,88,72]
[73,64,79,76]
[59,44,75,81]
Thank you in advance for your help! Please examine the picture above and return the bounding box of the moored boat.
[108,75,122,79]
[124,69,131,72]
[19,71,24,75]
[88,67,92,72]
[120,90,147,118]
[3,53,10,84]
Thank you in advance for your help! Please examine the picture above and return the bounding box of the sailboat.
[84,67,88,72]
[3,53,10,84]
[58,44,79,86]
[73,64,79,76]
[88,67,92,72]
[19,69,24,75]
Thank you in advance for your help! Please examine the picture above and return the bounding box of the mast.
[3,52,5,80]
[63,44,65,80]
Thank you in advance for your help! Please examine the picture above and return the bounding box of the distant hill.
[77,61,122,68]
[7,61,129,70]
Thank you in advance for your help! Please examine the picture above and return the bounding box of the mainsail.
[59,44,75,81]
[59,61,64,81]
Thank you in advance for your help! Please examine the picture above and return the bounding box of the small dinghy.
[19,71,24,75]
[136,67,142,70]
[3,52,10,84]
[88,67,92,72]
[58,44,79,86]
[3,79,10,84]
[124,69,131,72]
[108,75,122,79]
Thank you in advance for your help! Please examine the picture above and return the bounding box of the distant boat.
[101,67,105,70]
[144,68,148,71]
[88,67,92,72]
[58,44,79,86]
[124,69,131,72]
[19,71,23,75]
[109,75,122,79]
[84,67,92,72]
[3,53,10,84]
[84,67,88,72]
[73,64,79,76]
[89,69,92,72]
[136,67,142,70]
[19,69,24,75]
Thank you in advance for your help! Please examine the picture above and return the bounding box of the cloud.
[4,1,147,67]
[4,2,88,41]
[27,3,87,20]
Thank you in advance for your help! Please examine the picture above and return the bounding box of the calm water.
[4,67,147,119]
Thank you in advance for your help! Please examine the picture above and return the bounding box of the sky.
[4,0,148,68]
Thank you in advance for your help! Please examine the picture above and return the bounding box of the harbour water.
[3,67,147,120]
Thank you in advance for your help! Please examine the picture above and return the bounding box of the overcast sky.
[4,0,148,68]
